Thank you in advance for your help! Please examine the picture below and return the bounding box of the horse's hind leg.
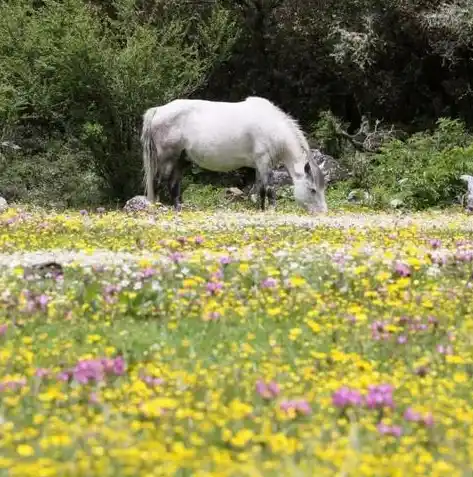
[168,150,189,211]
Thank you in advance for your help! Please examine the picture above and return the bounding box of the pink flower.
[377,422,402,437]
[365,384,395,409]
[255,379,280,399]
[280,399,312,416]
[404,407,434,427]
[394,261,411,277]
[332,386,363,408]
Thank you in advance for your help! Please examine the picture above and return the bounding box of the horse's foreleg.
[259,184,266,211]
[169,177,182,211]
[256,158,275,212]
[266,170,276,209]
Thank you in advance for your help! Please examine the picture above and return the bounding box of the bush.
[0,0,237,201]
[367,118,473,209]
[0,141,105,208]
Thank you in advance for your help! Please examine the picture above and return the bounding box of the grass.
[0,203,473,476]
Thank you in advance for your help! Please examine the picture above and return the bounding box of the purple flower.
[0,378,27,392]
[371,321,390,341]
[37,294,49,311]
[455,250,473,262]
[61,356,126,385]
[140,267,156,279]
[35,368,51,378]
[219,256,232,265]
[397,335,408,344]
[377,422,402,437]
[0,324,7,336]
[429,239,442,249]
[404,407,421,422]
[365,384,395,409]
[142,375,165,387]
[332,386,363,408]
[169,252,184,263]
[437,344,453,355]
[255,379,280,399]
[404,407,434,427]
[79,209,88,216]
[261,277,278,289]
[206,281,223,294]
[280,399,312,416]
[394,261,411,277]
[96,207,105,214]
[194,236,204,245]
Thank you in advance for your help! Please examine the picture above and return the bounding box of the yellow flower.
[17,444,35,457]
[228,399,253,420]
[230,429,254,448]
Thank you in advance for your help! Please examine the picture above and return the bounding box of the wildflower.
[35,368,51,378]
[404,407,434,427]
[206,281,223,294]
[220,256,232,265]
[16,444,35,457]
[142,375,165,387]
[394,261,411,277]
[377,422,402,437]
[261,277,277,288]
[437,344,453,355]
[365,384,395,409]
[332,386,363,408]
[255,379,280,399]
[0,377,27,392]
[0,324,7,336]
[280,399,312,416]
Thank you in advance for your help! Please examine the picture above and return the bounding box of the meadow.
[1,204,473,476]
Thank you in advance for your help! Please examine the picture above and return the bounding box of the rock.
[460,175,473,211]
[123,195,152,213]
[347,190,372,204]
[0,197,8,213]
[389,198,404,209]
[225,187,245,200]
[310,149,348,183]
[0,141,20,151]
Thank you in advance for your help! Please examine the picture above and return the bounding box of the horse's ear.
[304,162,311,176]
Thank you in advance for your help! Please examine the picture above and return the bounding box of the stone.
[123,195,152,213]
[347,190,372,204]
[389,198,404,209]
[225,187,245,200]
[460,175,473,211]
[0,197,8,213]
[311,148,348,183]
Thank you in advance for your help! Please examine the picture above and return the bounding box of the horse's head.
[293,157,328,214]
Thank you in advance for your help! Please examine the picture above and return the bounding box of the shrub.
[0,0,238,201]
[367,118,473,209]
[0,141,105,208]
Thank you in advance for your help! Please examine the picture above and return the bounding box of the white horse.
[140,96,328,213]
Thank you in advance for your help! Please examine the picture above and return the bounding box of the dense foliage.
[0,0,237,203]
[1,0,473,207]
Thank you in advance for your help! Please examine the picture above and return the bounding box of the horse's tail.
[141,107,158,202]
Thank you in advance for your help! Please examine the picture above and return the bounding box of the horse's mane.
[245,96,310,157]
